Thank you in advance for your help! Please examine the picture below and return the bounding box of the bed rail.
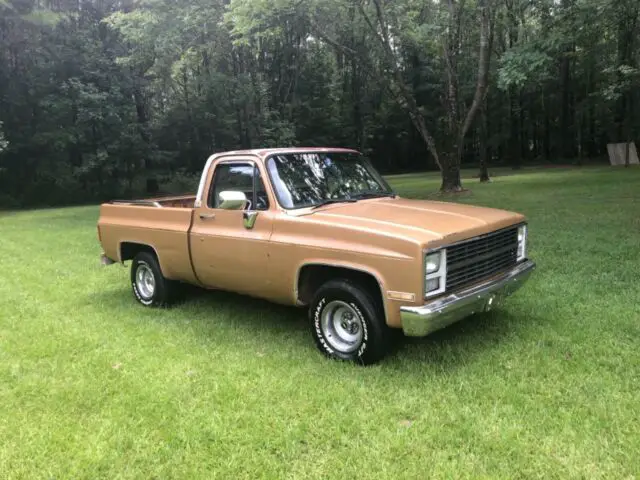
[110,199,163,208]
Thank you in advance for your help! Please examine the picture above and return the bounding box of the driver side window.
[207,163,270,211]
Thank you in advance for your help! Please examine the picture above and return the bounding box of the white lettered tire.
[131,252,175,307]
[310,279,391,365]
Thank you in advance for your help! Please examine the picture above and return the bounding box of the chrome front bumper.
[400,260,536,336]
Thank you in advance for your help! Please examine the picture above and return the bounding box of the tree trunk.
[624,93,632,167]
[509,87,521,168]
[560,52,575,159]
[576,109,583,166]
[352,58,365,151]
[543,98,551,160]
[519,90,527,162]
[440,0,492,192]
[479,99,490,182]
[132,82,152,194]
[560,0,576,159]
[441,151,463,191]
[505,0,521,168]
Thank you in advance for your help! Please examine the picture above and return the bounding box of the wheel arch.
[295,262,388,323]
[119,242,165,274]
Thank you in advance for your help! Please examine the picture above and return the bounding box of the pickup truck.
[97,147,535,365]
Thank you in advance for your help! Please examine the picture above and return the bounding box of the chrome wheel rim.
[136,263,156,299]
[320,300,364,354]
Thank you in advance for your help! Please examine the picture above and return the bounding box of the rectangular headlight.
[425,278,440,293]
[517,224,527,261]
[425,251,442,274]
[425,249,446,297]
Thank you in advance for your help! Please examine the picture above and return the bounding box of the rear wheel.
[310,279,391,365]
[131,252,175,307]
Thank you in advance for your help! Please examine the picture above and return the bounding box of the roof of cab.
[211,147,360,161]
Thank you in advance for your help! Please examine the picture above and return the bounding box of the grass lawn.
[1,166,639,479]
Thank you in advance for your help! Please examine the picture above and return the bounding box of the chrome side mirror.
[218,190,247,210]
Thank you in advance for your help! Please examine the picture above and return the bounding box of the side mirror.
[218,191,247,210]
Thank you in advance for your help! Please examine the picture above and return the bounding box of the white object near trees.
[607,143,639,166]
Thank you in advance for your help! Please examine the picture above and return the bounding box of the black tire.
[130,252,175,307]
[310,279,391,365]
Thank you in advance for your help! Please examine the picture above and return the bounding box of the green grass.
[1,166,639,479]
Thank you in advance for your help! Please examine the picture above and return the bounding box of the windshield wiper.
[353,191,397,199]
[311,198,358,210]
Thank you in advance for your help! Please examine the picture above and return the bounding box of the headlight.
[425,278,440,293]
[425,249,446,297]
[425,252,441,274]
[517,224,527,261]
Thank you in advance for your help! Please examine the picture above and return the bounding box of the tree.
[314,0,494,191]
[228,0,496,192]
[439,0,494,190]
[0,0,638,208]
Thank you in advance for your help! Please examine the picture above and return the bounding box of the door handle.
[199,213,216,220]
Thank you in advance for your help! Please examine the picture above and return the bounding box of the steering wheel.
[256,195,268,210]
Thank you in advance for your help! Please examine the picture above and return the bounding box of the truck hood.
[304,197,525,247]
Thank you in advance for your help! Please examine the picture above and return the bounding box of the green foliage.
[498,47,554,90]
[21,9,63,26]
[0,0,63,25]
[600,66,639,102]
[0,0,638,206]
[225,0,305,42]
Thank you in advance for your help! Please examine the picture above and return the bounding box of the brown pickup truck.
[98,148,535,364]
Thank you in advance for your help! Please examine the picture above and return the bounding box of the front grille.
[446,226,519,292]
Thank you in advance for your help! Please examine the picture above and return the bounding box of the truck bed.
[98,195,198,284]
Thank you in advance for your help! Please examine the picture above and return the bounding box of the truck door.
[190,159,274,296]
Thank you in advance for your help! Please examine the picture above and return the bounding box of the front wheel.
[310,279,391,365]
[131,252,175,307]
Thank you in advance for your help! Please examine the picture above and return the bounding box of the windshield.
[266,152,394,209]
